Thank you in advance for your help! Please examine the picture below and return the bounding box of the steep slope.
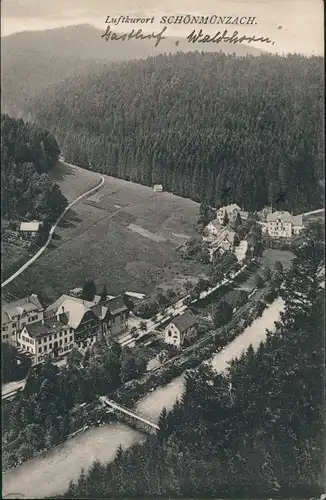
[1,24,263,117]
[30,51,324,214]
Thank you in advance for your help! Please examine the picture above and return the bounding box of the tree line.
[1,114,67,223]
[2,338,153,470]
[30,51,324,213]
[55,221,324,498]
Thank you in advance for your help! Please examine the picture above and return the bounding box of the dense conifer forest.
[1,114,67,222]
[55,222,325,499]
[31,51,324,213]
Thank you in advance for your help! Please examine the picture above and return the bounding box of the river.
[2,297,284,499]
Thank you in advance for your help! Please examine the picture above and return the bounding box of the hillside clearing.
[5,167,205,302]
[50,161,102,201]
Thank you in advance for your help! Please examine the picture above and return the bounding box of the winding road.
[1,175,105,288]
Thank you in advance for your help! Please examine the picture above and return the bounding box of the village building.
[19,221,41,238]
[265,211,304,238]
[153,184,163,192]
[45,294,129,349]
[1,294,44,344]
[211,227,237,255]
[18,313,75,365]
[164,310,197,347]
[204,219,222,239]
[105,296,129,336]
[216,204,241,224]
[203,224,237,260]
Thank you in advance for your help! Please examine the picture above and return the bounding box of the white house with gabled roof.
[1,294,44,344]
[266,211,304,238]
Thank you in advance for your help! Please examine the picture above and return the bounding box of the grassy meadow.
[5,163,205,302]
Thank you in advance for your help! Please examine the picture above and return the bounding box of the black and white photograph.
[1,0,325,499]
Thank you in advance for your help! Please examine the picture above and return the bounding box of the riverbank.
[2,280,278,474]
[2,296,284,499]
[110,284,279,409]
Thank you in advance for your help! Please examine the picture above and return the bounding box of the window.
[69,344,73,349]
[22,322,26,328]
[12,323,16,328]
[49,343,52,349]
[54,333,57,339]
[31,315,38,321]
[168,330,172,337]
[64,337,67,344]
[38,339,41,344]
[38,356,43,362]
[49,335,52,341]
[2,326,8,332]
[59,340,63,346]
[69,335,73,342]
[59,332,62,337]
[39,347,42,353]
[44,345,47,351]
[70,328,73,334]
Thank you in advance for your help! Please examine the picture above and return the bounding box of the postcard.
[1,1,324,499]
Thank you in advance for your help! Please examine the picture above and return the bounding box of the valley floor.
[4,162,206,302]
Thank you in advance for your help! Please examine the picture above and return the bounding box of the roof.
[292,214,303,226]
[266,211,293,223]
[217,204,241,214]
[91,304,108,320]
[20,221,40,232]
[45,293,127,328]
[124,291,146,299]
[106,296,128,315]
[212,227,236,248]
[210,219,222,230]
[2,294,43,323]
[45,295,95,329]
[171,310,197,333]
[24,315,68,339]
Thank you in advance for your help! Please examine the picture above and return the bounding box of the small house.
[164,310,197,347]
[1,294,44,344]
[19,221,41,237]
[153,184,163,192]
[210,227,237,258]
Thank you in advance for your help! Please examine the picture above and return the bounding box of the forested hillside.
[1,24,261,117]
[1,114,67,221]
[57,222,325,499]
[31,51,324,213]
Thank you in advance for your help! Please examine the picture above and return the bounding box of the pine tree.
[235,212,242,227]
[157,407,168,443]
[82,278,96,301]
[222,212,229,227]
[100,284,108,302]
[281,221,324,328]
